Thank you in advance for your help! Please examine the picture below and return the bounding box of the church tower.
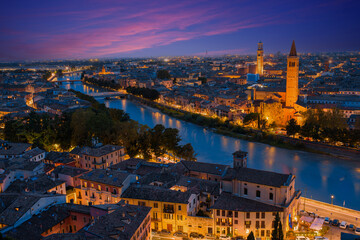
[257,41,264,75]
[285,40,299,107]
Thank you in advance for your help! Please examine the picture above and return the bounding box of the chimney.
[232,151,248,168]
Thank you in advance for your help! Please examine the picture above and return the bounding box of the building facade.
[257,41,264,76]
[285,41,299,107]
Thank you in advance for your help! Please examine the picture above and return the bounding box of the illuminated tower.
[285,40,299,107]
[257,41,264,75]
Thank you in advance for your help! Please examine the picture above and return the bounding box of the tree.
[247,231,255,240]
[286,118,300,137]
[157,69,171,79]
[198,77,207,84]
[271,212,283,240]
[243,113,259,127]
[150,124,166,159]
[176,143,196,161]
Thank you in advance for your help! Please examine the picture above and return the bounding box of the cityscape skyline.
[1,0,360,61]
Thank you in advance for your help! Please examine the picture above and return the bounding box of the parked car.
[348,224,356,231]
[355,228,360,235]
[296,236,310,240]
[340,221,347,229]
[190,232,204,239]
[324,217,330,224]
[314,237,329,240]
[173,231,188,238]
[309,212,318,218]
[205,233,216,239]
[159,229,171,236]
[332,219,340,226]
[219,235,231,240]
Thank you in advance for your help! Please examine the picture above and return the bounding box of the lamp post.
[331,195,334,205]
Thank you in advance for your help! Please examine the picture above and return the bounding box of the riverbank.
[127,94,360,160]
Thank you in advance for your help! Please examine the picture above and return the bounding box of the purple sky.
[1,0,359,61]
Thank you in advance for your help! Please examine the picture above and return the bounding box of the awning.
[300,216,314,223]
[310,218,324,231]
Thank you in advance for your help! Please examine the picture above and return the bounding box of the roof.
[211,192,283,212]
[21,147,45,160]
[222,167,292,188]
[79,169,133,187]
[289,40,297,57]
[0,193,60,226]
[121,185,192,204]
[85,203,151,240]
[5,174,65,194]
[0,141,31,156]
[6,204,91,240]
[52,165,88,177]
[178,160,229,176]
[73,145,124,157]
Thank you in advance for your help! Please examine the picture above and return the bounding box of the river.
[62,82,360,211]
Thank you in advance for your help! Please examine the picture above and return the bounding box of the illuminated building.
[285,41,299,107]
[257,41,264,76]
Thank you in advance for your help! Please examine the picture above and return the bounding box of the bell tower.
[285,40,299,107]
[233,151,248,168]
[257,41,264,76]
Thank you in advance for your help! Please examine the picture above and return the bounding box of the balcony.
[163,208,174,213]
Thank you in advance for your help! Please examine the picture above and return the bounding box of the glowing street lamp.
[331,195,334,205]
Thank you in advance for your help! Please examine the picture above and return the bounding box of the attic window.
[14,207,20,211]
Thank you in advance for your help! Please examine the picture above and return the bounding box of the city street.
[300,198,360,226]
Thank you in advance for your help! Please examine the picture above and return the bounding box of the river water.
[63,82,360,210]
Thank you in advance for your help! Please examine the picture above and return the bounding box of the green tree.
[286,118,300,137]
[150,124,166,160]
[243,113,259,127]
[271,212,283,240]
[176,143,196,161]
[157,69,171,79]
[198,77,207,84]
[247,231,255,240]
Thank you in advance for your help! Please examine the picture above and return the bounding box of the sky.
[0,0,359,61]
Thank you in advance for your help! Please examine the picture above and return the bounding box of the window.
[177,215,183,220]
[256,190,261,198]
[97,185,101,191]
[269,192,274,200]
[261,230,265,237]
[71,215,77,220]
[261,221,265,228]
[235,212,238,218]
[154,203,158,208]
[244,188,248,195]
[245,221,251,228]
[256,221,260,228]
[178,205,181,211]
[266,230,271,237]
[261,212,265,218]
[222,210,225,216]
[246,212,250,218]
[234,220,238,224]
[217,210,220,216]
[256,212,260,219]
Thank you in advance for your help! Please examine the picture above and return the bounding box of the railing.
[163,208,175,213]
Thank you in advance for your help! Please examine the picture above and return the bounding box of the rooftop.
[212,192,284,212]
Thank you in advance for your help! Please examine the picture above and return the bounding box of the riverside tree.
[271,212,284,240]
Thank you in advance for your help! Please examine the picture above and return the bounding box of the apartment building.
[70,144,125,170]
[121,185,198,233]
[75,169,137,205]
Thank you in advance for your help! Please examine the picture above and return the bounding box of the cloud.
[0,0,356,60]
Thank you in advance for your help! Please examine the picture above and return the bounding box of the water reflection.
[64,82,360,210]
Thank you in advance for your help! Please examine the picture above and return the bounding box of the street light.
[331,195,334,205]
